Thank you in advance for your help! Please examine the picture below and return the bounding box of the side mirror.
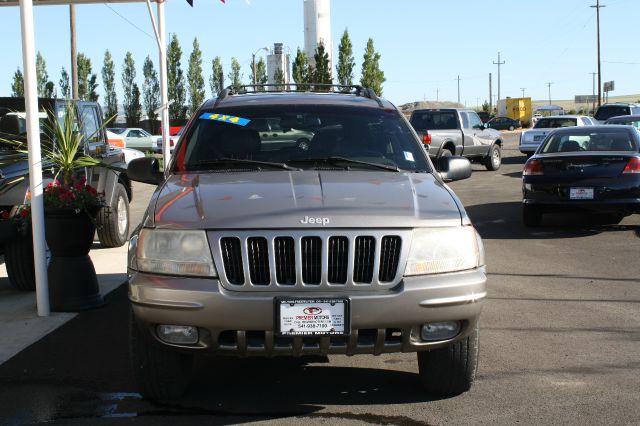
[438,156,472,182]
[127,157,163,185]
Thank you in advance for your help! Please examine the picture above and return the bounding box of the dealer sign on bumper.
[278,299,348,336]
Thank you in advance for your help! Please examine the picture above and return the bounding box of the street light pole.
[252,47,269,91]
[591,1,605,107]
[590,71,597,113]
[493,52,505,101]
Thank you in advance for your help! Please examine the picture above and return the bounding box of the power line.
[103,3,155,40]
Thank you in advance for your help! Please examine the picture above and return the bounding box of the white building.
[303,0,332,74]
[266,43,291,85]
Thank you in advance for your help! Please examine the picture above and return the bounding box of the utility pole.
[70,4,78,99]
[493,52,505,101]
[546,82,553,105]
[489,73,493,113]
[590,71,597,113]
[591,1,605,107]
[456,75,462,105]
[520,87,526,98]
[435,88,439,102]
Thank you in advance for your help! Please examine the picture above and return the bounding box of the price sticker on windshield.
[199,113,251,126]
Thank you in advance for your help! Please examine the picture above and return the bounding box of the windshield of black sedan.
[175,105,430,172]
[541,129,638,153]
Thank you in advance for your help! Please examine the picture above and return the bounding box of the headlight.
[404,227,484,276]
[135,229,217,277]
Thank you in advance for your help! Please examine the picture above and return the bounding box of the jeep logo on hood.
[300,216,330,226]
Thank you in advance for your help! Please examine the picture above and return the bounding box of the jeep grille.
[211,230,411,291]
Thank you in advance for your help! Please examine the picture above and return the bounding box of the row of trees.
[9,29,385,126]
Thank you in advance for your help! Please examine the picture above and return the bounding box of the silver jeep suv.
[126,85,486,400]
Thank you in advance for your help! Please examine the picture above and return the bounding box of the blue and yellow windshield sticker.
[199,113,251,126]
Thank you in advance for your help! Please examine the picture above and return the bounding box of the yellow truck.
[497,97,532,127]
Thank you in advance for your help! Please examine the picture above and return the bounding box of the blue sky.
[1,0,638,107]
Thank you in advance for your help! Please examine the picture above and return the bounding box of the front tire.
[484,144,501,171]
[417,323,479,395]
[4,236,35,291]
[523,204,543,227]
[96,183,130,248]
[130,311,193,401]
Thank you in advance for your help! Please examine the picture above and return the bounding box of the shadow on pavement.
[466,201,639,240]
[0,284,444,423]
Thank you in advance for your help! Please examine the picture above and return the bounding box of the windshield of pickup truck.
[175,105,430,172]
[410,110,459,130]
[0,111,49,150]
[533,117,577,129]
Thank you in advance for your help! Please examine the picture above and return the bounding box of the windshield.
[0,110,49,150]
[595,106,630,121]
[175,105,430,173]
[540,129,637,153]
[410,110,459,130]
[534,117,577,129]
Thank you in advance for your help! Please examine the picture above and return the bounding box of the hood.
[151,171,463,229]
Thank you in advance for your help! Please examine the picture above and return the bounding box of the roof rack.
[215,84,384,107]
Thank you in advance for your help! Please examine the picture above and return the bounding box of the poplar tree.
[336,29,355,88]
[312,41,332,90]
[122,52,141,127]
[59,68,70,99]
[187,37,205,114]
[210,56,224,95]
[102,50,118,119]
[167,33,187,121]
[36,52,52,97]
[273,68,285,91]
[11,68,24,97]
[78,53,98,101]
[360,38,386,96]
[228,57,243,93]
[292,48,310,91]
[143,56,160,131]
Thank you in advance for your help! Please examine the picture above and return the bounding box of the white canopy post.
[146,0,170,167]
[19,0,49,316]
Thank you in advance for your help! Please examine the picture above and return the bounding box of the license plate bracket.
[569,187,594,200]
[276,298,350,336]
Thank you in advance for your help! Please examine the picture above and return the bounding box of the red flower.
[0,211,10,220]
[20,209,29,218]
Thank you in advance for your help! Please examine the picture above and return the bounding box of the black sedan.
[486,116,521,131]
[605,114,640,130]
[522,125,640,226]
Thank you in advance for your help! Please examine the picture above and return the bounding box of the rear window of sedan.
[534,118,577,129]
[541,129,638,153]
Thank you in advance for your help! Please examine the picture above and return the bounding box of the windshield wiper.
[288,156,400,172]
[188,158,300,171]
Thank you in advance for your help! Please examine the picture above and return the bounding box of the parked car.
[109,127,160,151]
[251,117,315,150]
[126,85,485,400]
[156,127,183,153]
[519,115,595,155]
[522,125,640,226]
[486,116,521,131]
[594,103,640,124]
[409,108,503,170]
[604,115,640,130]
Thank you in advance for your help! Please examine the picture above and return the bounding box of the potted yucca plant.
[0,106,114,310]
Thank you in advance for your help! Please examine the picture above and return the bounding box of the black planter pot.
[45,207,103,312]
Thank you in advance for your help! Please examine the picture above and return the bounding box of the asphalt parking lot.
[0,132,638,425]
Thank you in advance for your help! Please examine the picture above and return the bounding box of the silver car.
[519,115,595,155]
[126,86,486,400]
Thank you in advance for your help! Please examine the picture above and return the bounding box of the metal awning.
[7,0,171,316]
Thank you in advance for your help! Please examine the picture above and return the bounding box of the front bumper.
[129,268,486,356]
